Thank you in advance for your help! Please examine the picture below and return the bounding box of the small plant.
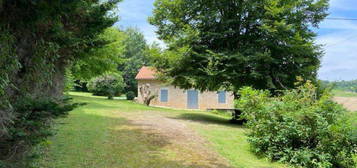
[126,91,136,100]
[236,81,357,168]
[0,97,79,167]
[88,73,125,99]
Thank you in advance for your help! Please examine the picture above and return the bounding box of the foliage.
[64,68,75,92]
[149,0,328,93]
[236,81,357,168]
[71,27,127,80]
[73,80,89,92]
[0,97,79,167]
[322,80,357,93]
[0,29,18,139]
[118,28,152,95]
[0,0,120,164]
[88,73,125,99]
[126,91,136,100]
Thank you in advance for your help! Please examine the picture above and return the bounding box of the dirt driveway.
[334,97,357,111]
[121,111,232,168]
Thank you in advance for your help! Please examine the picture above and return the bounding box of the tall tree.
[71,27,127,80]
[149,0,329,93]
[119,28,150,94]
[0,0,120,164]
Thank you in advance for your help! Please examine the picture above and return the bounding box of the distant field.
[332,90,357,112]
[332,90,357,97]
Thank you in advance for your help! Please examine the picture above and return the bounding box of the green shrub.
[0,97,78,167]
[73,80,89,92]
[64,68,75,92]
[88,73,125,99]
[126,91,136,100]
[236,81,357,168]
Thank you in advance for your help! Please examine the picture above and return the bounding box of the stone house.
[135,66,235,110]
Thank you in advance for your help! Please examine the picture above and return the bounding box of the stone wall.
[137,79,234,110]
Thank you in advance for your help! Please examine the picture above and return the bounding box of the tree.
[88,72,125,99]
[149,0,329,93]
[322,80,357,92]
[71,27,127,80]
[119,28,150,95]
[236,82,356,167]
[0,0,120,165]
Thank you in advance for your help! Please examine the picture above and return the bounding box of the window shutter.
[218,91,226,103]
[160,89,168,102]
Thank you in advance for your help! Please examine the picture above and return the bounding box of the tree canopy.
[71,27,127,80]
[322,80,357,92]
[119,28,151,94]
[0,0,120,165]
[149,0,329,92]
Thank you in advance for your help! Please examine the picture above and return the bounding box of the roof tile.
[135,66,157,80]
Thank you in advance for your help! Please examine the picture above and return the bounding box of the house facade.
[135,66,234,110]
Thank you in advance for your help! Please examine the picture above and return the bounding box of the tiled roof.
[135,66,157,80]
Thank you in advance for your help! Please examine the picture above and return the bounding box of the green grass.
[351,111,357,166]
[332,90,357,97]
[188,121,284,168]
[333,90,357,166]
[334,88,357,164]
[35,92,286,168]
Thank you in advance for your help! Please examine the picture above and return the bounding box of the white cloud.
[320,19,357,30]
[329,0,357,10]
[316,0,357,80]
[140,25,166,47]
[116,0,165,48]
[317,30,357,81]
[118,2,151,21]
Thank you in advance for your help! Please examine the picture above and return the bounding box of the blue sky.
[116,0,357,81]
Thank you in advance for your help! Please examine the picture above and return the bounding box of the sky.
[116,0,357,81]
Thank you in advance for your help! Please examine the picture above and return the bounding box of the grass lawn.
[332,90,357,97]
[34,92,287,168]
[351,111,357,166]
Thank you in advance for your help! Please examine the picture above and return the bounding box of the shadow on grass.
[173,113,244,128]
[36,101,233,168]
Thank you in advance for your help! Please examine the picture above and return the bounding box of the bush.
[64,69,75,92]
[236,81,357,168]
[126,91,136,100]
[0,97,78,167]
[88,73,125,99]
[73,80,89,92]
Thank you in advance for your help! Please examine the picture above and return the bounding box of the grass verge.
[34,92,287,168]
[332,90,357,97]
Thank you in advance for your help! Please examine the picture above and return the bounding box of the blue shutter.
[218,91,226,104]
[160,89,168,102]
[187,90,199,109]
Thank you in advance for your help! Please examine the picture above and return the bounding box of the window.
[218,91,226,104]
[160,89,168,102]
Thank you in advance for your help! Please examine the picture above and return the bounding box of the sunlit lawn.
[332,90,357,97]
[34,92,287,168]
